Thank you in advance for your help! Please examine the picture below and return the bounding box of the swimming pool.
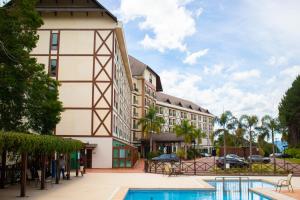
[124,180,274,200]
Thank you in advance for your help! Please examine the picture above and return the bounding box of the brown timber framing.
[92,29,114,136]
[32,28,117,137]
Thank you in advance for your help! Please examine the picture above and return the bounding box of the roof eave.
[115,23,133,91]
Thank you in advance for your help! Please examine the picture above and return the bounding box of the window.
[159,107,163,114]
[149,73,153,83]
[50,59,57,77]
[51,33,58,50]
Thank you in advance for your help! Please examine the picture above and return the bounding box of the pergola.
[0,132,83,197]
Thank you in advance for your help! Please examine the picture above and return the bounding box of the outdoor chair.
[276,173,294,192]
[35,170,54,188]
[164,163,179,176]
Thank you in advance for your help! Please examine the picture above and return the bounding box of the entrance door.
[86,149,93,168]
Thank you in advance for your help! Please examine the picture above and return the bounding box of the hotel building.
[129,56,163,156]
[31,0,136,168]
[129,56,214,156]
[156,93,214,153]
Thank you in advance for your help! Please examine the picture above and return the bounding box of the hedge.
[285,148,300,159]
[0,131,83,154]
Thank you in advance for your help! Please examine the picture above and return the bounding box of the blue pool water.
[124,180,274,200]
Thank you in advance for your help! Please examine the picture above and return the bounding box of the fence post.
[20,152,27,197]
[154,162,157,173]
[194,160,196,175]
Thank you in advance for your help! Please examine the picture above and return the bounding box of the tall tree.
[174,119,194,159]
[0,0,43,190]
[26,71,63,135]
[234,119,246,148]
[138,105,165,153]
[0,0,43,131]
[239,115,259,170]
[279,75,300,147]
[260,115,281,172]
[214,111,236,169]
[193,128,206,148]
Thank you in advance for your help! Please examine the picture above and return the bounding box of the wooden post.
[41,154,46,190]
[20,152,27,197]
[67,154,71,180]
[193,141,196,175]
[0,150,7,189]
[75,151,79,177]
[55,153,59,184]
[84,149,87,174]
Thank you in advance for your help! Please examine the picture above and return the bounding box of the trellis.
[0,132,83,197]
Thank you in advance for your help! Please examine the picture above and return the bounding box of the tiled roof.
[157,92,211,114]
[29,0,117,22]
[129,55,163,92]
[128,55,147,76]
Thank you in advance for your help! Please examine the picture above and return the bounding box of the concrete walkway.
[1,173,300,200]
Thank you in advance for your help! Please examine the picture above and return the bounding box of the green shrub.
[176,148,185,159]
[286,148,300,158]
[187,148,201,160]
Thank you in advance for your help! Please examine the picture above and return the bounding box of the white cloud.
[280,65,300,78]
[267,56,288,67]
[159,69,271,117]
[183,49,209,65]
[232,69,261,81]
[204,63,225,75]
[118,0,196,52]
[195,7,203,17]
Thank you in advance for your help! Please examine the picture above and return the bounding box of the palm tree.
[260,115,281,172]
[239,115,259,170]
[193,128,207,148]
[174,120,194,159]
[235,121,246,148]
[138,105,165,154]
[214,111,236,170]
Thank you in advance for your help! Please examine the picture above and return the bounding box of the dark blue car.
[152,154,179,162]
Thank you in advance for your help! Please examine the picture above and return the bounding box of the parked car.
[226,154,245,161]
[201,153,211,157]
[269,153,283,158]
[152,154,180,162]
[216,157,249,169]
[248,155,270,163]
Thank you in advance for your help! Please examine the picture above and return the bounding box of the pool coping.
[111,178,296,200]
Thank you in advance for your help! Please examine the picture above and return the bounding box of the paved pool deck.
[1,173,300,200]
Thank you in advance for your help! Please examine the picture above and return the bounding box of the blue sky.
[103,0,300,118]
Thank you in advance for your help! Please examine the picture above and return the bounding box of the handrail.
[214,176,250,193]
